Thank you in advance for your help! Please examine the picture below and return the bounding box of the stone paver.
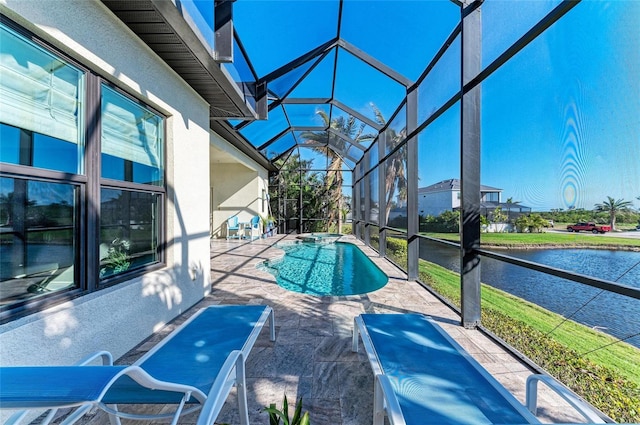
[76,234,587,425]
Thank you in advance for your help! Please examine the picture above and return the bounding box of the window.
[0,25,84,174]
[99,86,164,281]
[0,177,78,306]
[483,192,499,202]
[0,20,165,318]
[100,189,160,279]
[101,86,163,185]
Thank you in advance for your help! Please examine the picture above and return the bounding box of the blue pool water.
[296,233,342,242]
[259,241,388,296]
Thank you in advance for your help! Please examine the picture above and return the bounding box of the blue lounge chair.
[226,216,241,240]
[245,216,261,241]
[0,305,276,425]
[352,313,605,425]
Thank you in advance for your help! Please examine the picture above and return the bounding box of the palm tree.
[300,105,409,231]
[372,106,408,227]
[594,196,633,231]
[301,110,375,232]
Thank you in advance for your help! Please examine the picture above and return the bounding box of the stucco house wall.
[210,133,269,239]
[418,190,459,217]
[0,0,212,375]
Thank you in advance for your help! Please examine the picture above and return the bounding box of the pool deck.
[79,233,588,425]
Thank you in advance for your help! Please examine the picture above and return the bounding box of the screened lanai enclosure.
[228,0,640,325]
[1,0,639,422]
[226,1,640,421]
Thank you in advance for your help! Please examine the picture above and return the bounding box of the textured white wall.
[418,190,457,217]
[0,0,212,375]
[209,133,269,238]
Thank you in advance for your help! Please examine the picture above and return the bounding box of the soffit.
[100,0,259,120]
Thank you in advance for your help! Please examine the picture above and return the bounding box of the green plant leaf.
[291,397,303,423]
[282,394,289,421]
[265,403,281,425]
[265,408,284,425]
[299,411,310,425]
[265,394,312,425]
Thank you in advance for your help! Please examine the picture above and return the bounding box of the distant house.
[418,179,531,220]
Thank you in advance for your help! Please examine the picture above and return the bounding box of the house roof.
[418,179,502,194]
[479,201,532,212]
[100,0,260,121]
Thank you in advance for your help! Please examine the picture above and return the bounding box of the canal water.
[419,239,640,348]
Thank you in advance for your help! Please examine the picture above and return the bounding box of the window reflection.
[100,189,159,280]
[0,123,80,175]
[101,85,164,186]
[0,177,77,306]
[0,25,85,175]
[385,148,408,229]
[223,37,257,110]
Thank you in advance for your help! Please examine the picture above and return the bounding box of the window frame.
[96,82,166,287]
[0,16,167,322]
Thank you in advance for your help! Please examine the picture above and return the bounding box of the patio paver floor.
[76,234,587,425]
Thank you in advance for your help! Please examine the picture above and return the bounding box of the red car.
[566,222,612,234]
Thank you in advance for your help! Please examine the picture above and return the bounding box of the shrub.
[419,211,460,233]
[386,236,408,269]
[418,259,640,423]
[483,310,640,423]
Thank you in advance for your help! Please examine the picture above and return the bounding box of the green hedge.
[483,310,639,422]
[386,237,407,268]
[417,260,640,423]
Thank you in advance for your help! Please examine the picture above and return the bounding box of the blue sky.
[231,1,639,212]
[3,1,635,213]
[479,1,639,211]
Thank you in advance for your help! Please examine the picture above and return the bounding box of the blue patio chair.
[226,216,240,240]
[245,215,261,241]
[0,305,276,425]
[352,313,605,425]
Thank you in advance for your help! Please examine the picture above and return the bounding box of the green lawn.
[422,231,640,249]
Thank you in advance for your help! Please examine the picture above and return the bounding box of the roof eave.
[100,0,260,121]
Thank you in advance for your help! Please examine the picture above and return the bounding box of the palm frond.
[370,102,387,126]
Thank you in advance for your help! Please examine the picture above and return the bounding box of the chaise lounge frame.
[1,305,276,425]
[352,313,607,425]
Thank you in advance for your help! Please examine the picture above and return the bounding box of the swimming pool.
[258,241,388,296]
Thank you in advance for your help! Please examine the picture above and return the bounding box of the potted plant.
[264,395,309,425]
[99,237,131,278]
[261,215,277,237]
[260,215,269,238]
